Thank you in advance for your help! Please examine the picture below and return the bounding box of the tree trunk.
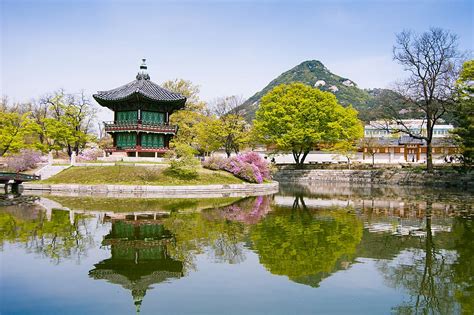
[426,141,433,173]
[426,117,434,173]
[292,150,301,165]
[300,150,309,165]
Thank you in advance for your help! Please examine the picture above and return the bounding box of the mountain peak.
[238,59,370,121]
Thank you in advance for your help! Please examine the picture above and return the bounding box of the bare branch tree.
[211,95,245,117]
[384,28,462,172]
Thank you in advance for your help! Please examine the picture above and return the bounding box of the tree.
[195,115,224,155]
[41,90,97,156]
[452,60,474,167]
[211,95,249,157]
[162,79,207,112]
[254,83,363,165]
[0,109,40,156]
[384,28,462,172]
[165,79,209,148]
[331,140,358,168]
[360,137,381,166]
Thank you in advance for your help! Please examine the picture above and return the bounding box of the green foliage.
[254,82,363,164]
[452,60,474,168]
[0,111,41,156]
[45,92,94,156]
[250,208,363,287]
[166,81,250,156]
[41,118,75,152]
[0,209,92,263]
[162,79,207,112]
[166,143,200,179]
[195,115,225,154]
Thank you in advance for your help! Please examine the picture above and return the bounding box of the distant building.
[364,120,454,138]
[361,120,456,163]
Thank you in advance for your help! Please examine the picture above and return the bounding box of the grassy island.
[40,166,245,186]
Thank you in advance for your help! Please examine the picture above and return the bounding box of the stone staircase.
[35,164,70,180]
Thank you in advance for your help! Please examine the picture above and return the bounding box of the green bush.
[166,143,200,179]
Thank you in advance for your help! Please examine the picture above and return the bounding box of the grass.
[46,195,241,212]
[40,165,246,185]
[114,161,168,165]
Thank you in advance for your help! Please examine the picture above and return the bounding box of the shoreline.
[274,169,473,188]
[21,181,279,198]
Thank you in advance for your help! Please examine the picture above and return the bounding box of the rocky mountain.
[238,60,378,122]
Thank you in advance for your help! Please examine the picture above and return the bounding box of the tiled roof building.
[94,59,186,157]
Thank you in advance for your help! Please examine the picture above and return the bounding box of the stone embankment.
[35,164,70,180]
[274,168,473,188]
[22,181,279,197]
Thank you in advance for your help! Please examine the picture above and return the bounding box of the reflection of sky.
[2,221,405,315]
[143,253,405,315]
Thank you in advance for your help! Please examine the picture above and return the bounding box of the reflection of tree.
[452,215,474,314]
[250,207,363,287]
[163,208,247,266]
[377,202,461,314]
[0,206,94,263]
[89,220,184,314]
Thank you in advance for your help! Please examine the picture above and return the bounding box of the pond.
[1,183,473,315]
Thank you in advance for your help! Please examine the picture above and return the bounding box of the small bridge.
[0,172,41,193]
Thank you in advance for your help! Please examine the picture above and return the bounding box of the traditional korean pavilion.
[93,59,186,157]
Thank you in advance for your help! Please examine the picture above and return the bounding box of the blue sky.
[1,0,473,118]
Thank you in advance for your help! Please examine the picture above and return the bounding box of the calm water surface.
[1,183,473,315]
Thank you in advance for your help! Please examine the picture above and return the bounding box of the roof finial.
[136,58,150,80]
[140,58,147,70]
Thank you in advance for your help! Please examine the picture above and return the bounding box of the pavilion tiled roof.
[94,79,186,103]
[93,59,186,107]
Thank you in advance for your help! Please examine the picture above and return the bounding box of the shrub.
[202,152,272,183]
[202,155,224,170]
[239,152,271,180]
[78,148,103,161]
[5,149,44,172]
[221,157,261,183]
[166,143,200,179]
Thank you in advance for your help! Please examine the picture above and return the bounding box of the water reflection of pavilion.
[89,215,184,314]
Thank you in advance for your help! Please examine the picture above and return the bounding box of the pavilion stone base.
[99,156,166,163]
[110,152,128,158]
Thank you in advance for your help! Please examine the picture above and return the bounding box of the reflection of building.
[89,217,183,313]
[93,59,186,158]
